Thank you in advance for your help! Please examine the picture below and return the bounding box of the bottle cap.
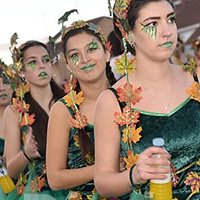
[152,138,165,147]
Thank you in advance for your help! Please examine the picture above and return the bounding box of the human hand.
[131,146,171,185]
[23,126,41,159]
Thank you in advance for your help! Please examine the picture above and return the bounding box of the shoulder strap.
[193,75,199,83]
[59,97,76,118]
[108,87,126,112]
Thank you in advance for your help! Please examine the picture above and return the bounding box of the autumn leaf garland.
[114,82,143,167]
[63,74,88,129]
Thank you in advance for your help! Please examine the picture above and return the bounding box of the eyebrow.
[67,39,95,54]
[142,12,175,23]
[24,54,48,62]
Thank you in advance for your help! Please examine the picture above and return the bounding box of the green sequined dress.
[110,86,200,200]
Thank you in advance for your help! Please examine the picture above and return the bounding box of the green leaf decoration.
[58,9,78,25]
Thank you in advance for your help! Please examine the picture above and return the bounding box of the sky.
[0,0,113,64]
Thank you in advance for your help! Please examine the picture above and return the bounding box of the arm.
[94,90,170,197]
[4,106,40,178]
[94,90,131,197]
[46,101,94,191]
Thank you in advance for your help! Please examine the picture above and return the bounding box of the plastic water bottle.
[149,138,172,200]
[0,160,15,193]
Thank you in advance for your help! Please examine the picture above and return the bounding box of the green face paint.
[43,55,51,63]
[2,72,10,85]
[27,61,36,70]
[70,53,79,66]
[69,39,100,66]
[141,23,157,40]
[88,39,100,51]
[168,13,176,24]
[26,54,51,70]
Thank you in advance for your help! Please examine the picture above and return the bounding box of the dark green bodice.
[110,88,200,200]
[0,137,5,156]
[59,97,95,199]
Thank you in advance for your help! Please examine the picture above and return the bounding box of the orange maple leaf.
[19,113,35,126]
[105,41,112,52]
[122,125,142,144]
[70,112,88,129]
[17,184,25,195]
[114,105,140,126]
[63,78,77,94]
[114,53,136,75]
[36,176,45,192]
[116,83,142,105]
[187,82,200,102]
[124,150,139,169]
[13,98,30,113]
[63,90,84,107]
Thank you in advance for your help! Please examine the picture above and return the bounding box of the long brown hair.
[19,41,65,156]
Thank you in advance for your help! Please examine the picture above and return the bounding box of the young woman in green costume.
[46,20,120,199]
[94,0,200,199]
[0,62,13,200]
[4,40,69,200]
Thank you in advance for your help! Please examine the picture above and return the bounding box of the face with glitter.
[130,0,177,61]
[22,45,53,87]
[65,31,110,82]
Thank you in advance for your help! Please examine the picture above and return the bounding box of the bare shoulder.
[97,77,126,105]
[49,100,72,128]
[4,105,19,119]
[50,100,70,117]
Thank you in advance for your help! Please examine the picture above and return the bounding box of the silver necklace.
[135,72,173,111]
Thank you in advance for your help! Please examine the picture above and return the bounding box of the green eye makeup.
[27,62,36,70]
[141,23,157,40]
[43,55,50,62]
[88,39,100,50]
[71,54,79,66]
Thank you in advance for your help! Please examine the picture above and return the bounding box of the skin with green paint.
[140,13,176,41]
[70,39,100,67]
[26,55,51,70]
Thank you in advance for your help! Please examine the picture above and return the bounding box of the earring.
[21,74,26,83]
[52,72,56,79]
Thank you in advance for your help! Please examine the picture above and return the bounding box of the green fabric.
[110,88,200,200]
[6,126,69,200]
[7,156,69,200]
[59,97,96,199]
[0,185,7,200]
[0,137,5,156]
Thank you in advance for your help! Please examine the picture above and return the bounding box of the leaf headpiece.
[62,20,107,50]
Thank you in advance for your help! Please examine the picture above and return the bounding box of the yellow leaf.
[63,91,84,107]
[187,82,200,102]
[115,53,136,75]
[15,83,29,97]
[122,125,142,144]
[124,150,139,169]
